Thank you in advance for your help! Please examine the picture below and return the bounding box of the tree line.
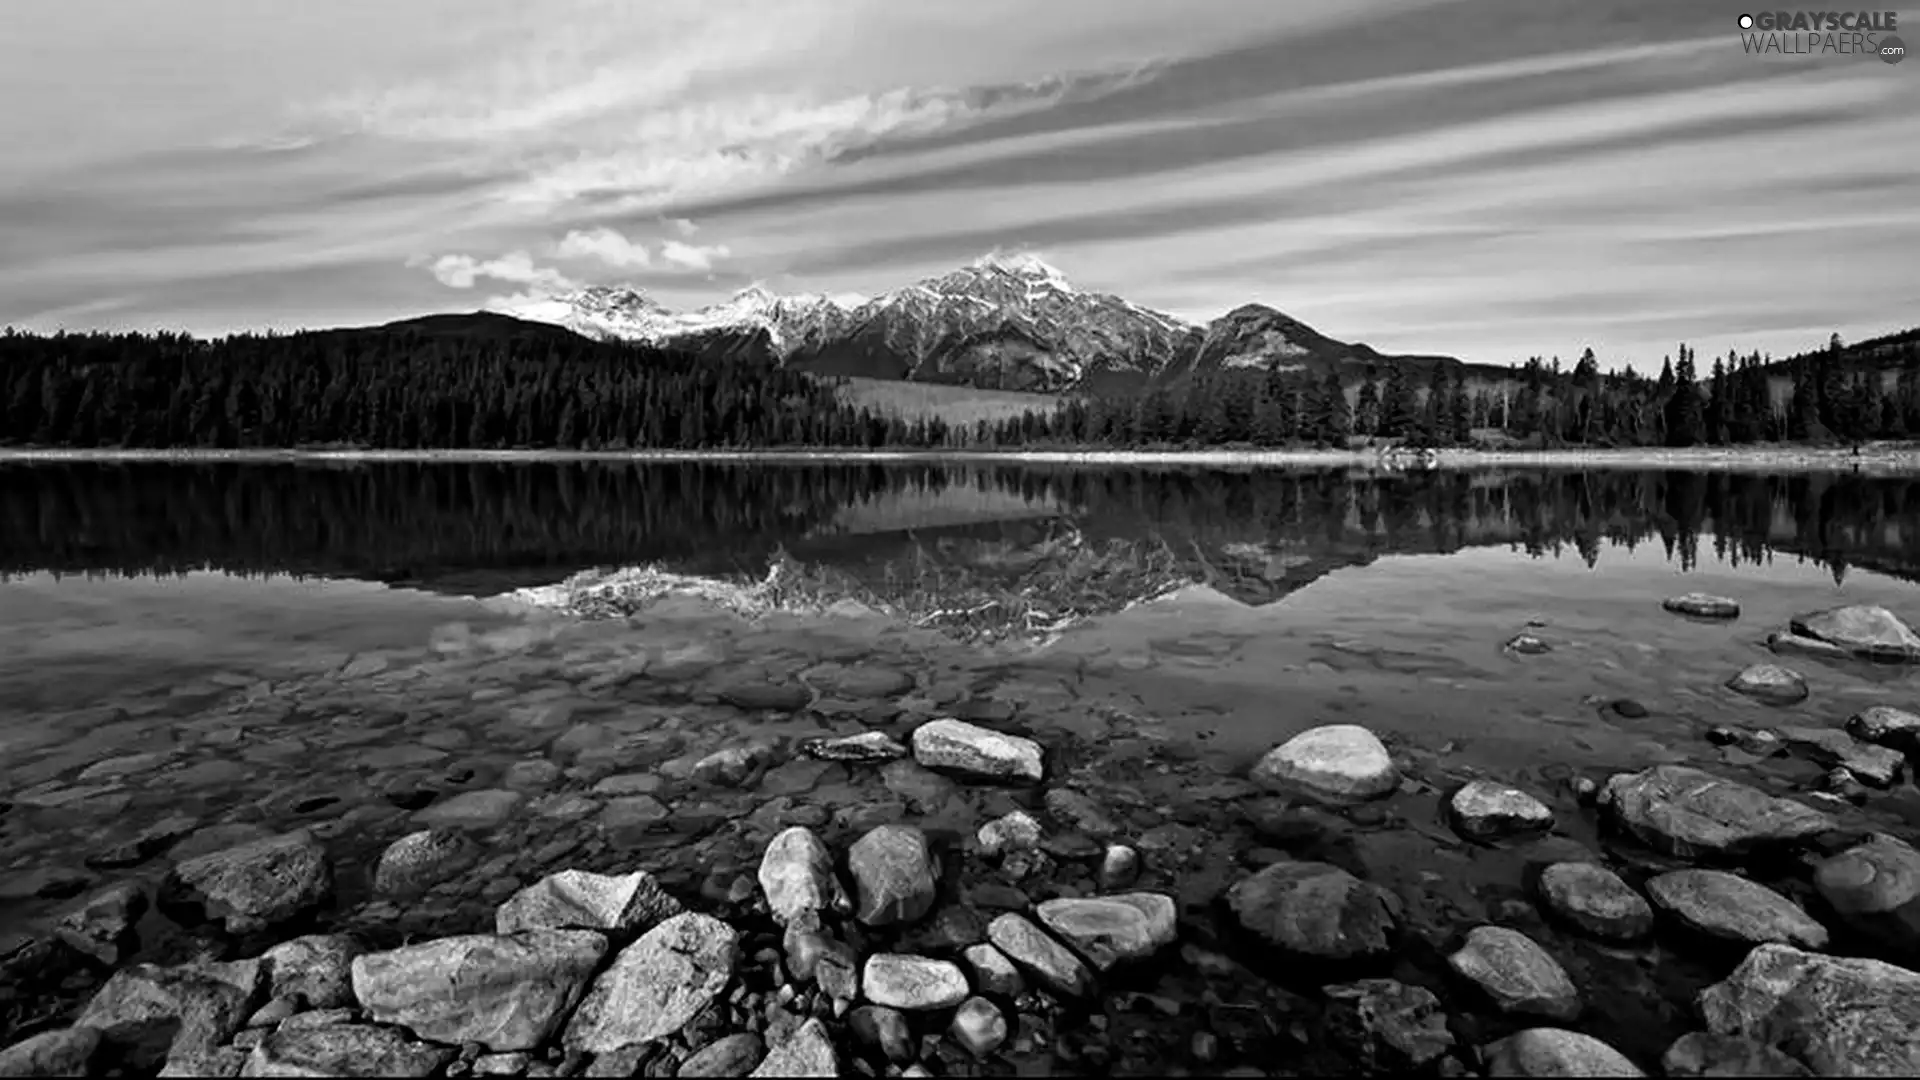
[2,320,1915,451]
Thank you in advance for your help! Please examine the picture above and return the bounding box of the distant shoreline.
[1,445,1917,471]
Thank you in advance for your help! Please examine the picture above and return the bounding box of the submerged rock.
[1846,705,1920,754]
[1789,604,1920,663]
[1250,725,1399,804]
[1645,870,1828,949]
[1449,780,1555,841]
[1664,593,1741,619]
[909,718,1044,783]
[1227,861,1402,961]
[1446,926,1581,1021]
[1774,726,1905,788]
[372,828,476,900]
[1535,862,1654,942]
[1697,944,1920,1076]
[1725,664,1809,706]
[801,732,908,763]
[1599,765,1836,861]
[1482,1028,1645,1077]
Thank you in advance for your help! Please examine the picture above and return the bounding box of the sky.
[1,0,1915,372]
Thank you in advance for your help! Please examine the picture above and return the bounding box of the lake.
[4,459,1920,1074]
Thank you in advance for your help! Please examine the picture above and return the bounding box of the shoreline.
[1,444,1917,470]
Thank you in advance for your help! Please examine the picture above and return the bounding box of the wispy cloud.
[422,251,577,293]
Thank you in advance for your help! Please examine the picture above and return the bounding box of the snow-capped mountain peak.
[966,251,1074,291]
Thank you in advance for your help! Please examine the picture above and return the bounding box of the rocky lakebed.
[2,590,1920,1078]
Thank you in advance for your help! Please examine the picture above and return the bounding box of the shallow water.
[3,460,1919,1071]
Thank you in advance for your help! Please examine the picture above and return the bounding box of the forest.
[1,317,1915,451]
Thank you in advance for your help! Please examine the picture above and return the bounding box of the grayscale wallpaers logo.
[1737,10,1905,61]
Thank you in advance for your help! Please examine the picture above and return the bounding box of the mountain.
[506,254,1202,393]
[1156,303,1476,385]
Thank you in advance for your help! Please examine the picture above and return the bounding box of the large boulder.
[564,913,739,1053]
[1250,725,1399,804]
[1697,943,1920,1076]
[1599,765,1836,861]
[1846,705,1920,754]
[1645,870,1828,949]
[1535,862,1653,942]
[1227,862,1402,961]
[1446,926,1580,1021]
[1813,833,1920,965]
[1789,605,1920,663]
[351,930,607,1052]
[75,959,264,1071]
[164,830,333,934]
[910,719,1044,783]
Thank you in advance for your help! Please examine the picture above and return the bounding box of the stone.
[849,1006,914,1063]
[260,935,363,1009]
[1726,664,1809,706]
[564,913,739,1053]
[599,796,671,832]
[1660,1032,1811,1077]
[77,959,265,1071]
[1250,725,1399,804]
[861,954,970,1010]
[962,943,1025,996]
[502,759,562,790]
[910,719,1044,783]
[1099,845,1141,890]
[1506,633,1553,655]
[1449,780,1555,841]
[951,997,1008,1057]
[166,830,333,934]
[1847,705,1920,753]
[591,773,663,796]
[717,679,810,712]
[372,828,476,900]
[1599,765,1835,861]
[1789,605,1920,663]
[1043,788,1120,837]
[159,1048,248,1077]
[1698,944,1920,1076]
[0,1027,100,1078]
[472,1051,535,1077]
[495,869,683,937]
[986,913,1095,998]
[1665,593,1741,619]
[1447,926,1580,1020]
[241,1024,456,1077]
[1813,834,1920,964]
[847,824,939,927]
[352,930,607,1052]
[1033,893,1178,970]
[412,788,525,829]
[1646,870,1828,949]
[1774,726,1906,788]
[757,827,846,927]
[1535,862,1653,941]
[681,1032,766,1077]
[749,1018,838,1078]
[1226,861,1401,961]
[55,881,148,967]
[801,732,907,763]
[0,865,93,902]
[977,811,1043,857]
[1482,1029,1644,1077]
[1322,978,1455,1071]
[692,746,767,788]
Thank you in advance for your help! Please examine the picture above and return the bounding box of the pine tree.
[1664,346,1706,447]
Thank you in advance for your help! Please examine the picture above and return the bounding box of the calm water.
[4,460,1920,1066]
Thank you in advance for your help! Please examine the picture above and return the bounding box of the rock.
[1033,893,1178,970]
[861,954,970,1010]
[1446,926,1580,1020]
[849,1006,914,1063]
[1789,605,1920,663]
[412,789,525,829]
[1646,870,1828,949]
[680,1032,765,1077]
[749,1017,838,1078]
[1814,834,1920,963]
[910,719,1044,783]
[241,1024,456,1077]
[77,959,265,1071]
[1250,725,1399,804]
[986,913,1095,998]
[1226,861,1402,961]
[260,935,362,1009]
[1322,978,1455,1071]
[1611,698,1651,719]
[1043,788,1120,837]
[1698,943,1920,1076]
[55,881,148,967]
[756,827,845,927]
[961,943,1025,996]
[502,759,562,790]
[1506,633,1553,655]
[1599,765,1836,861]
[1660,1032,1811,1077]
[951,997,1007,1057]
[717,679,810,712]
[1767,630,1850,661]
[0,865,93,902]
[801,732,907,763]
[0,1027,100,1078]
[472,1051,534,1077]
[372,829,476,900]
[352,930,606,1052]
[1482,1028,1644,1077]
[495,869,683,937]
[166,830,333,934]
[1775,726,1905,788]
[599,795,671,832]
[1665,594,1741,619]
[1099,845,1141,890]
[1726,664,1810,706]
[1449,780,1555,841]
[1847,705,1920,753]
[977,811,1043,857]
[1535,862,1653,941]
[847,824,939,927]
[159,1048,248,1077]
[564,912,739,1053]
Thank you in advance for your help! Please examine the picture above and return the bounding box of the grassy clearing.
[831,376,1064,428]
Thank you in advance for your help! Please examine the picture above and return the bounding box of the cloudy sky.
[1,0,1913,372]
